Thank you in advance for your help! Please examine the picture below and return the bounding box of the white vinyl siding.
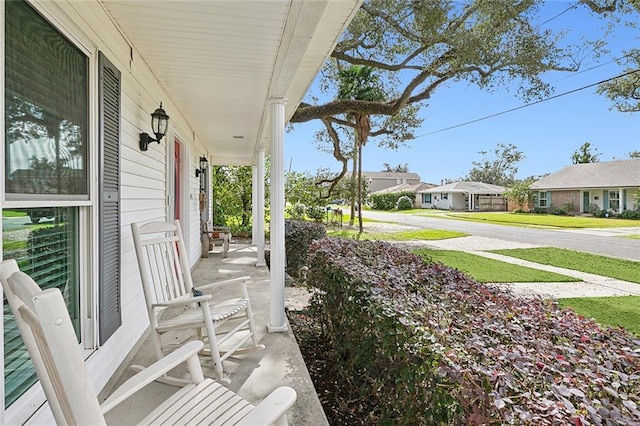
[2,1,206,423]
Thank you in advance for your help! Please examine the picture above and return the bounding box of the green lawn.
[491,247,640,283]
[415,246,640,336]
[326,228,466,240]
[440,212,640,228]
[625,235,640,240]
[559,296,640,336]
[2,210,28,218]
[413,249,578,283]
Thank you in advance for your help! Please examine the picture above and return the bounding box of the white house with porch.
[418,181,507,211]
[0,0,361,423]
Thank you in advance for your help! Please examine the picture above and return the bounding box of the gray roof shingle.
[361,171,421,180]
[370,182,435,194]
[419,181,506,194]
[531,159,640,190]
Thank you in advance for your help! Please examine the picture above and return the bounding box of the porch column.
[268,98,287,333]
[255,147,266,267]
[251,164,257,244]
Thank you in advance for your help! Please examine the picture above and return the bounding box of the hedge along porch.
[0,0,361,423]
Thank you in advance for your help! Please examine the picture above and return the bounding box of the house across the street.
[369,182,436,208]
[417,181,507,211]
[361,171,422,193]
[531,159,640,213]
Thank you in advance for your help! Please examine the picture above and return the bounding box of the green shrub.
[588,203,609,218]
[621,210,640,220]
[287,203,306,220]
[547,205,567,216]
[396,195,413,210]
[369,191,416,210]
[284,220,326,278]
[305,206,326,222]
[534,204,568,216]
[229,224,251,237]
[25,225,71,293]
[369,193,396,210]
[306,238,640,424]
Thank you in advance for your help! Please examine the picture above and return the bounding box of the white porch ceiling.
[100,0,361,165]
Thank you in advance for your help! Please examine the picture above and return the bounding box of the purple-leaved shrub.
[306,238,640,425]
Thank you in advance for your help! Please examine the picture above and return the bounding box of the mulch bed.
[287,309,378,425]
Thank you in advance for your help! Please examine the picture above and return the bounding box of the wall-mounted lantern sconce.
[195,156,208,178]
[139,102,170,151]
[196,156,208,191]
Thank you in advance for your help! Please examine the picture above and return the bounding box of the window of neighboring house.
[442,193,448,200]
[3,0,89,408]
[539,191,548,207]
[422,194,432,203]
[609,190,620,211]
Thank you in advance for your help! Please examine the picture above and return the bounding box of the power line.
[472,58,623,110]
[537,3,579,28]
[414,69,640,139]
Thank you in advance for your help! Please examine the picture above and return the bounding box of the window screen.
[5,0,88,198]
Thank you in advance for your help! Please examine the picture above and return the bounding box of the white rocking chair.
[0,259,296,425]
[131,220,264,381]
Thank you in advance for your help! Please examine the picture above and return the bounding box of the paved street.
[362,210,640,261]
[358,210,640,299]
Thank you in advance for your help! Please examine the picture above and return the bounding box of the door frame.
[167,135,190,247]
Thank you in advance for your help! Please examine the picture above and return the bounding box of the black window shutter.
[98,52,122,344]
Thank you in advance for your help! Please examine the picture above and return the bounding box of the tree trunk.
[357,143,363,233]
[349,131,357,227]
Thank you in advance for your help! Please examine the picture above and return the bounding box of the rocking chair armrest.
[196,275,251,292]
[152,294,212,308]
[100,340,205,414]
[236,386,297,426]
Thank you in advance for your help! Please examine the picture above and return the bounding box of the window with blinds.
[3,0,87,408]
[2,208,79,407]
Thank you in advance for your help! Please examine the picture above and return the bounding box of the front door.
[583,191,590,213]
[174,139,181,222]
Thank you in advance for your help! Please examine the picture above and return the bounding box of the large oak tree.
[293,0,637,212]
[294,0,636,124]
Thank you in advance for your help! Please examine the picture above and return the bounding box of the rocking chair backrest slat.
[8,272,105,425]
[164,237,184,299]
[150,241,174,301]
[131,220,194,307]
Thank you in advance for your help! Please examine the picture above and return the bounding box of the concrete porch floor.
[101,242,327,425]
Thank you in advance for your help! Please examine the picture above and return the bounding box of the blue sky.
[285,2,640,185]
